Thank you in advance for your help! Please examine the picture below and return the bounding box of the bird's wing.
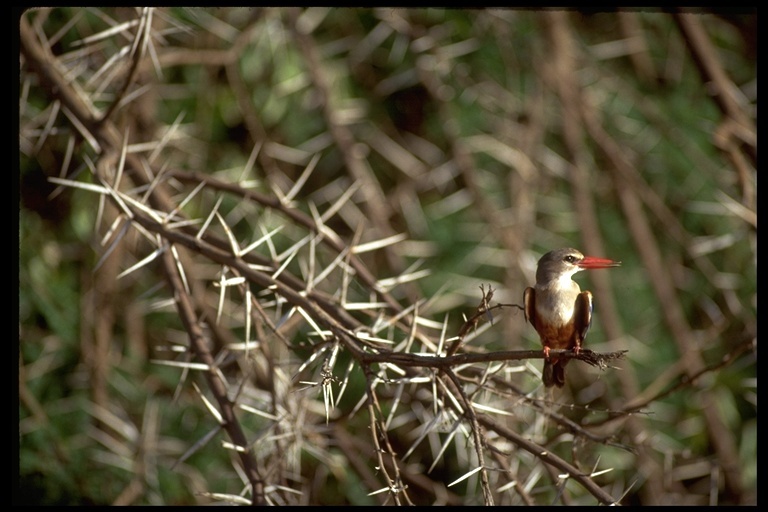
[523,287,535,324]
[574,291,594,343]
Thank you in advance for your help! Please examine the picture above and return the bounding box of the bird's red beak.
[578,256,621,269]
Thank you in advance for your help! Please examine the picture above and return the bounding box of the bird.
[524,248,620,388]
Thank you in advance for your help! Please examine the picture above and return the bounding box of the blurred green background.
[19,7,755,505]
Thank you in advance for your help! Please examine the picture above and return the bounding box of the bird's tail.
[542,359,568,388]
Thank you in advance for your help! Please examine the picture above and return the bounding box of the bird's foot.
[543,346,551,359]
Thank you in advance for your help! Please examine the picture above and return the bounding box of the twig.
[441,367,495,505]
[479,414,620,505]
[160,247,266,505]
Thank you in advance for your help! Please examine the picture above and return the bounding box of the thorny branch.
[21,7,754,507]
[23,8,627,504]
[160,246,267,504]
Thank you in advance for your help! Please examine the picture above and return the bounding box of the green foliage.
[19,7,755,506]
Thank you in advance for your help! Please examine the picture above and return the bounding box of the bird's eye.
[564,255,576,263]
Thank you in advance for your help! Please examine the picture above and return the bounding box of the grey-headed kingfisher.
[524,248,620,387]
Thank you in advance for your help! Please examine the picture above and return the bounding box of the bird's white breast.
[534,280,581,327]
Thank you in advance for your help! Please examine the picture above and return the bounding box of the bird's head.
[535,248,620,285]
